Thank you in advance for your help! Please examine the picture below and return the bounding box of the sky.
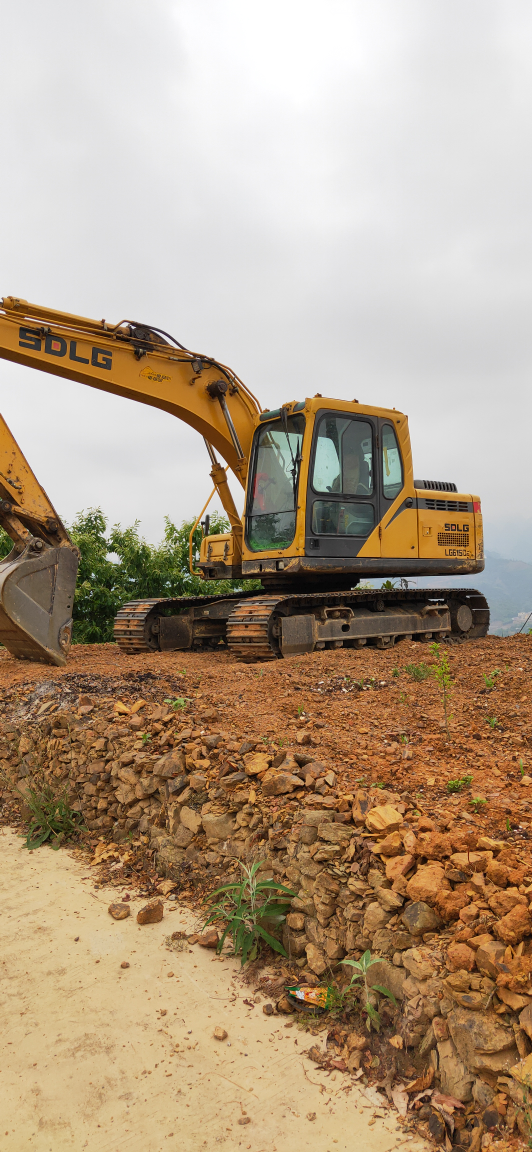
[1,1,531,560]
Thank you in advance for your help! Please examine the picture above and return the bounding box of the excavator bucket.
[0,541,79,666]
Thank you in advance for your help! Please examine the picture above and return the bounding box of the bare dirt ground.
[0,826,423,1152]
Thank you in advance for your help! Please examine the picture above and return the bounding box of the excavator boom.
[0,293,261,664]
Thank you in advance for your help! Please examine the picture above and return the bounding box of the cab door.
[378,420,418,557]
[305,410,379,557]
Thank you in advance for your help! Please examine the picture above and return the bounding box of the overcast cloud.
[0,1,531,559]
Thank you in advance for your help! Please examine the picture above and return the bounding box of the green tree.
[0,527,12,562]
[70,507,259,643]
[0,509,260,645]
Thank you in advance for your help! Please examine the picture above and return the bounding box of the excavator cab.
[238,400,409,588]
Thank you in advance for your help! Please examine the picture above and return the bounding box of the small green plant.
[380,579,397,591]
[399,692,406,703]
[399,734,408,745]
[431,643,453,740]
[297,705,305,717]
[20,782,85,850]
[470,796,487,812]
[404,663,431,682]
[483,669,501,689]
[141,732,151,745]
[521,1084,532,1147]
[506,817,512,832]
[392,666,400,678]
[164,697,188,711]
[446,774,473,793]
[519,759,525,777]
[202,861,296,965]
[486,716,500,730]
[341,950,396,1032]
[372,782,385,789]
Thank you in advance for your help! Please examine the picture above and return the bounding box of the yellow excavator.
[0,295,488,666]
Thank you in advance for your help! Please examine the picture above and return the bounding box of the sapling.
[341,950,396,1032]
[430,642,453,739]
[203,860,295,966]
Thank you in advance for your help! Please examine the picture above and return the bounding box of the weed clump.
[404,663,431,682]
[21,782,85,850]
[446,775,473,794]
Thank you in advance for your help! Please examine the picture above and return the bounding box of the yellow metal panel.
[417,491,476,561]
[380,507,418,558]
[0,298,260,487]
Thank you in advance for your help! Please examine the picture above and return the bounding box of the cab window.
[382,424,403,500]
[312,416,373,495]
[312,500,374,537]
[246,414,305,552]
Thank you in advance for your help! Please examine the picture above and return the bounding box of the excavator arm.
[0,295,261,664]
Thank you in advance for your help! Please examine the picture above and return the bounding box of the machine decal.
[139,366,171,383]
[18,326,112,370]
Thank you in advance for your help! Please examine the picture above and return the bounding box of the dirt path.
[0,829,428,1152]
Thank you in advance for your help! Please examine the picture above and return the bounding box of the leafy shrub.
[203,860,295,965]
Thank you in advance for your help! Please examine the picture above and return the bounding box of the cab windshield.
[246,414,305,551]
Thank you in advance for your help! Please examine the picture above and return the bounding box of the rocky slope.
[0,635,531,1146]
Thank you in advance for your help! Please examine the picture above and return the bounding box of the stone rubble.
[0,666,531,1147]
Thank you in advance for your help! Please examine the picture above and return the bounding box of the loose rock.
[108,902,131,920]
[137,900,164,925]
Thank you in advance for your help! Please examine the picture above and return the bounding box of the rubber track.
[113,591,259,655]
[226,586,490,661]
[225,595,286,662]
[114,587,489,660]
